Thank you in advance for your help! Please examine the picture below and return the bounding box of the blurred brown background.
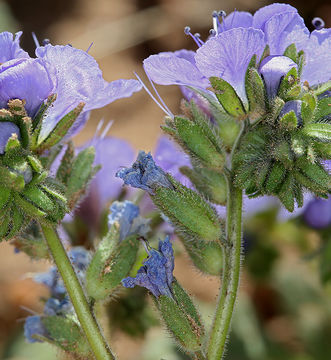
[0,0,330,359]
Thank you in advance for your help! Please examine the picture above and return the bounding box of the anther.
[209,29,217,36]
[184,26,203,47]
[312,17,325,30]
[42,38,50,46]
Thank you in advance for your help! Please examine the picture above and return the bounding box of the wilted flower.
[122,236,174,298]
[116,151,174,194]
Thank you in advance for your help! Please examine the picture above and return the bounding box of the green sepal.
[301,93,317,124]
[14,192,47,219]
[86,228,139,301]
[245,66,266,123]
[4,134,21,155]
[22,186,55,214]
[180,166,227,205]
[0,211,11,238]
[277,174,295,212]
[296,159,331,192]
[268,97,285,123]
[184,239,223,275]
[153,176,222,242]
[314,97,331,121]
[0,185,11,209]
[32,94,57,131]
[56,141,75,185]
[4,206,24,240]
[155,279,204,352]
[37,102,85,149]
[297,50,305,78]
[278,67,299,101]
[283,43,298,63]
[312,80,331,96]
[258,45,270,67]
[303,123,331,141]
[264,162,287,194]
[279,110,298,129]
[42,316,91,356]
[0,165,25,191]
[210,77,246,118]
[173,115,225,170]
[65,146,97,209]
[314,142,331,158]
[218,118,241,149]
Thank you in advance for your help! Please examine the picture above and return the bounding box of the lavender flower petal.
[220,11,253,31]
[303,198,331,229]
[0,31,29,63]
[24,316,47,343]
[195,28,266,102]
[36,45,142,142]
[0,58,55,117]
[143,52,208,88]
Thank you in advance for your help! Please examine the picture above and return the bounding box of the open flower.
[0,32,142,142]
[143,4,330,103]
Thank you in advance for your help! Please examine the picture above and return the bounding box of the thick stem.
[207,182,243,360]
[41,224,115,360]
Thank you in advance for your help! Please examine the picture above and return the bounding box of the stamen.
[194,33,205,46]
[32,32,40,48]
[140,237,151,256]
[100,120,113,139]
[134,72,174,119]
[144,69,174,117]
[209,29,217,37]
[42,38,50,46]
[212,11,219,35]
[312,17,325,30]
[184,26,202,47]
[86,42,94,53]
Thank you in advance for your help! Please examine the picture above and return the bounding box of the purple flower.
[279,100,303,124]
[122,236,174,298]
[303,197,331,229]
[143,4,330,104]
[108,200,150,241]
[0,32,142,142]
[116,151,174,194]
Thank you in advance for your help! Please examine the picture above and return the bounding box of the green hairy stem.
[41,224,115,360]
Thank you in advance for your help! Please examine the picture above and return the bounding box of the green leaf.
[210,77,246,118]
[0,185,11,209]
[22,186,55,213]
[312,80,331,96]
[264,162,287,194]
[314,97,331,121]
[279,110,298,129]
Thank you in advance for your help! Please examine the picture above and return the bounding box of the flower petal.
[252,3,298,29]
[143,52,208,88]
[36,45,141,142]
[0,31,29,63]
[220,11,253,32]
[195,28,266,102]
[0,58,55,117]
[263,11,309,54]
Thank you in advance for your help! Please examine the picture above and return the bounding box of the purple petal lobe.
[263,11,309,54]
[252,3,298,30]
[0,58,55,117]
[143,52,208,88]
[90,137,135,205]
[303,197,331,229]
[122,236,174,298]
[195,28,265,102]
[0,31,29,63]
[259,55,297,98]
[0,122,21,154]
[154,136,192,186]
[36,45,141,142]
[220,11,253,32]
[24,316,47,343]
[300,29,331,86]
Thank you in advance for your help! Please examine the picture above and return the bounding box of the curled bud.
[259,55,298,99]
[0,122,21,154]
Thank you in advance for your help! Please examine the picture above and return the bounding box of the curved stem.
[207,182,243,360]
[41,224,115,360]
